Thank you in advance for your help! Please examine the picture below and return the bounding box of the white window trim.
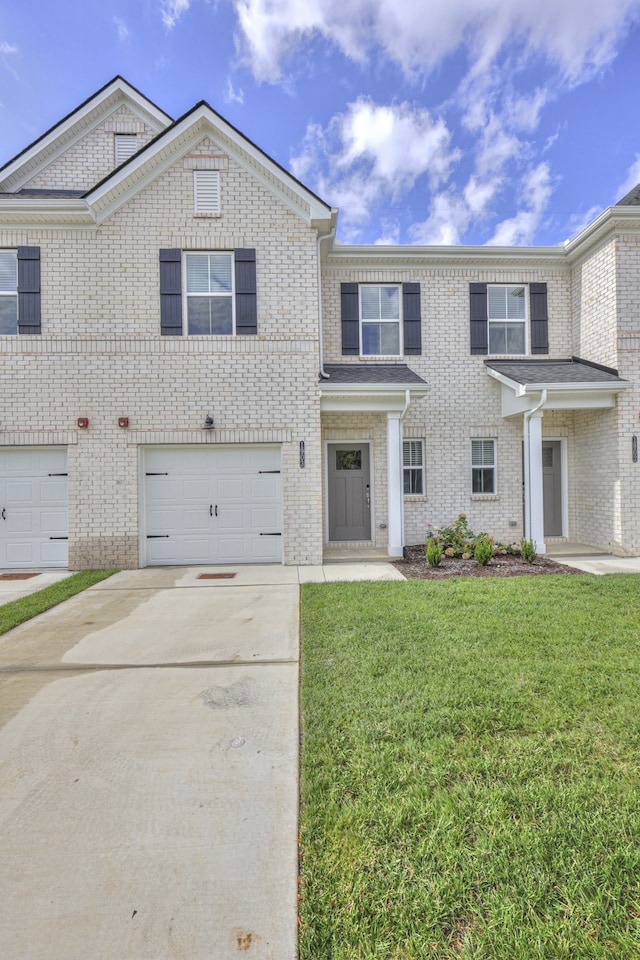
[359,283,403,358]
[471,438,497,496]
[183,251,235,336]
[193,170,221,216]
[487,284,528,357]
[403,439,425,496]
[0,250,18,335]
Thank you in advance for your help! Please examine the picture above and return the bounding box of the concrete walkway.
[0,562,402,960]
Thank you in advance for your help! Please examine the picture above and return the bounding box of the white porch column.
[387,412,404,557]
[523,410,546,555]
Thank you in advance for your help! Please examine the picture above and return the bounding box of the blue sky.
[1,0,640,246]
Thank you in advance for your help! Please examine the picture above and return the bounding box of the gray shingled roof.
[0,189,86,198]
[616,184,640,206]
[321,364,427,385]
[485,358,625,385]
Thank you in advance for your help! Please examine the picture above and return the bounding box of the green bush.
[474,536,493,566]
[426,538,443,567]
[520,537,537,563]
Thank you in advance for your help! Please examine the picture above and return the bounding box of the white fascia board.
[564,206,640,262]
[320,381,429,412]
[0,79,171,193]
[87,105,332,226]
[0,197,95,226]
[328,242,567,267]
[498,380,627,417]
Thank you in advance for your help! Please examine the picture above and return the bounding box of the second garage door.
[144,446,282,565]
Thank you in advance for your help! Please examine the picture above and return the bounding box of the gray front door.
[328,444,371,541]
[543,441,562,537]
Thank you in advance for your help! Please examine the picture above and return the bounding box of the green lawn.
[299,576,640,959]
[0,569,117,636]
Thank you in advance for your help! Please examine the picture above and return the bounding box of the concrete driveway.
[0,566,306,960]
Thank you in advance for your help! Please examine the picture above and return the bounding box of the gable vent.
[114,133,138,166]
[194,170,221,214]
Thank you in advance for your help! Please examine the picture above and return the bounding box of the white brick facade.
[1,78,639,568]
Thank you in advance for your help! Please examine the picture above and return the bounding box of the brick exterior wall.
[1,133,324,567]
[2,85,640,566]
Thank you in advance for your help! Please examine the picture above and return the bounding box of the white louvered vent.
[194,170,221,214]
[114,134,138,166]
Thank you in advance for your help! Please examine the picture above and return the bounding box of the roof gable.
[84,100,333,228]
[0,77,172,194]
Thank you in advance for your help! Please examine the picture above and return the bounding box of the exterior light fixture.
[203,415,214,429]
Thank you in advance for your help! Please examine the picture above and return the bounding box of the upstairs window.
[403,440,424,495]
[488,285,526,354]
[471,439,496,494]
[114,134,138,166]
[360,284,401,356]
[185,252,234,335]
[0,251,17,335]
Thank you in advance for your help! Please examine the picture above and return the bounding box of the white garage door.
[144,446,282,565]
[0,449,68,568]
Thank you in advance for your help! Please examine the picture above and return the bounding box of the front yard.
[299,576,640,959]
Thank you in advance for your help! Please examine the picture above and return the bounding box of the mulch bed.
[393,544,584,579]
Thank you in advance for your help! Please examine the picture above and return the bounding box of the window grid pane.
[0,251,17,292]
[403,440,424,495]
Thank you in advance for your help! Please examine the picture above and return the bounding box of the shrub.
[521,537,537,563]
[426,538,443,567]
[474,536,493,566]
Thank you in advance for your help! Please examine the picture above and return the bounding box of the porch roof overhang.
[485,358,630,417]
[320,364,429,413]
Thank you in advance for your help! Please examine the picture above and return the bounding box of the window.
[114,134,138,165]
[0,251,17,335]
[403,440,424,495]
[185,252,234,335]
[488,285,526,354]
[194,170,221,214]
[471,439,496,494]
[360,285,401,355]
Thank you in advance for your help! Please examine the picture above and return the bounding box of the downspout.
[523,389,547,541]
[317,228,335,379]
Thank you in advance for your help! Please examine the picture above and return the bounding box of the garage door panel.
[144,446,282,565]
[1,449,68,568]
[40,510,67,536]
[183,478,209,501]
[39,479,67,504]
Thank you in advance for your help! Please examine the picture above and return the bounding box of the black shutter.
[17,247,41,334]
[402,283,421,355]
[159,249,182,335]
[341,282,359,355]
[235,248,257,335]
[470,282,488,355]
[529,282,549,355]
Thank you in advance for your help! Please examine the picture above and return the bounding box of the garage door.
[144,446,282,565]
[0,449,68,568]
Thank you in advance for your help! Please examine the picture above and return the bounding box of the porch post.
[387,412,404,557]
[524,410,546,555]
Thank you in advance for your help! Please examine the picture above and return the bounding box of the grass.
[299,575,640,959]
[0,569,117,636]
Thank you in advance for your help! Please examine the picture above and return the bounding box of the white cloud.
[113,17,129,42]
[487,162,554,245]
[232,0,640,85]
[225,78,245,104]
[291,98,460,234]
[615,155,640,203]
[0,41,18,56]
[160,0,191,28]
[409,191,471,244]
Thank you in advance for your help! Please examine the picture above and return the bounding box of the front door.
[327,443,371,541]
[543,441,562,537]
